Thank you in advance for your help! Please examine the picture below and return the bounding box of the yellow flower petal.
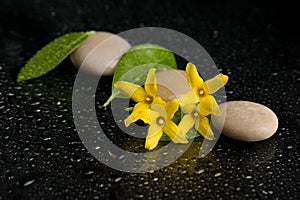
[179,91,198,108]
[198,97,212,116]
[199,95,221,116]
[152,96,166,108]
[196,116,214,140]
[144,68,157,97]
[150,104,166,123]
[180,103,197,114]
[209,96,221,116]
[125,112,151,127]
[145,124,163,150]
[205,74,229,94]
[114,81,147,102]
[131,102,151,117]
[124,116,133,127]
[178,114,195,136]
[163,120,188,143]
[186,63,204,91]
[166,99,179,119]
[124,103,150,127]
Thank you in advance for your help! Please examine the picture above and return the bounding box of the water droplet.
[135,194,144,198]
[23,179,35,187]
[262,190,268,195]
[31,102,41,106]
[115,177,122,182]
[195,169,205,174]
[85,171,94,175]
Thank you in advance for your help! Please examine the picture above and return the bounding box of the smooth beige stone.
[156,70,191,101]
[70,31,131,76]
[212,101,278,141]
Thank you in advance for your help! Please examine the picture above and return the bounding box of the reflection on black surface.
[1,0,299,199]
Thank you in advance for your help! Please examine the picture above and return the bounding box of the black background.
[0,0,299,199]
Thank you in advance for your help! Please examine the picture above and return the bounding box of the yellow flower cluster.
[114,63,228,150]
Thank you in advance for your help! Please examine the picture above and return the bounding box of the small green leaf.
[17,31,95,82]
[172,109,182,125]
[103,44,177,106]
[159,133,171,141]
[186,129,200,139]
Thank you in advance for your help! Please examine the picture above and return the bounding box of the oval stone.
[156,70,191,101]
[212,101,278,141]
[70,31,131,76]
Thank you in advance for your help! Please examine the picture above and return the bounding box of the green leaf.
[159,133,171,141]
[103,44,177,106]
[17,31,96,82]
[186,129,201,139]
[112,44,177,85]
[172,109,182,125]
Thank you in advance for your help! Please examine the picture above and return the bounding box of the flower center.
[145,96,153,103]
[156,116,165,126]
[199,89,205,96]
[192,110,200,120]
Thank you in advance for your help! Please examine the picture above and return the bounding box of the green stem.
[103,91,119,107]
[103,95,114,107]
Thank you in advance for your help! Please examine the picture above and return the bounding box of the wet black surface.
[0,0,300,199]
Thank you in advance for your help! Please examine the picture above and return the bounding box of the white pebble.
[156,70,191,101]
[212,101,278,141]
[70,31,131,76]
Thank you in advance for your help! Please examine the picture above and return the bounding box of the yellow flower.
[114,68,164,127]
[185,63,228,116]
[178,96,214,140]
[145,99,188,150]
